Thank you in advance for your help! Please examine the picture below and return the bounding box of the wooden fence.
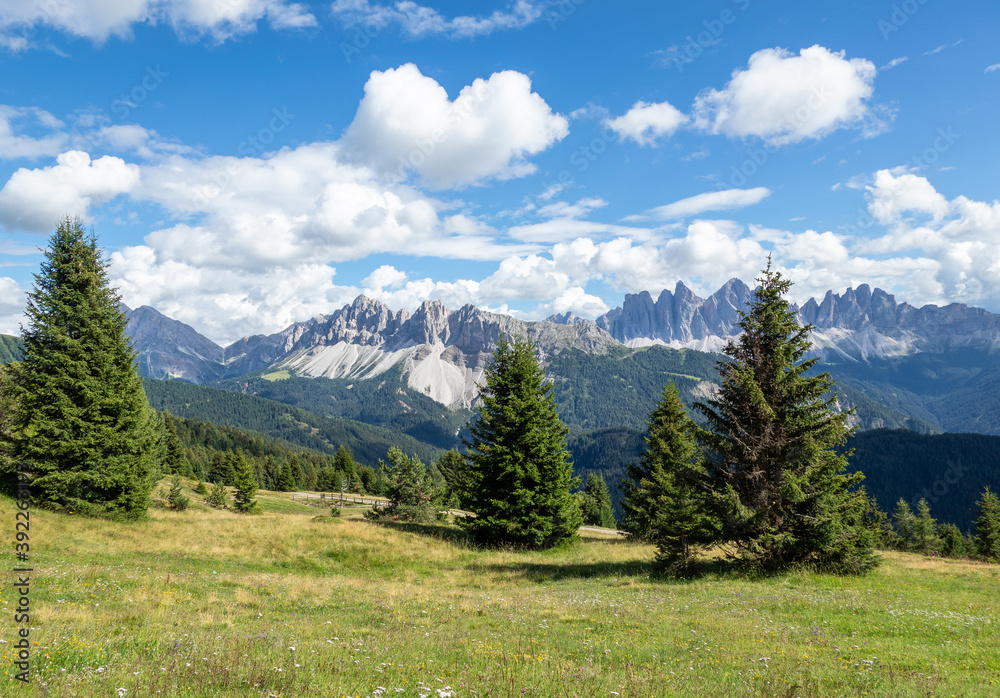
[291,493,388,508]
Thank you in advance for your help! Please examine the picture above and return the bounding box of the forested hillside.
[213,365,470,450]
[568,426,1000,532]
[0,334,22,364]
[143,378,442,465]
[844,429,1000,532]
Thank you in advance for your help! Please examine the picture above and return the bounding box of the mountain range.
[119,279,1000,407]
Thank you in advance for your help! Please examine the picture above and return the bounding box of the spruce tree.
[461,334,582,549]
[912,498,941,555]
[3,219,159,520]
[938,523,966,558]
[695,260,877,574]
[436,448,469,507]
[364,447,436,523]
[277,461,297,492]
[580,473,616,529]
[231,452,261,514]
[624,382,721,574]
[892,499,917,551]
[973,488,1000,562]
[333,444,357,482]
[162,412,189,476]
[167,475,190,511]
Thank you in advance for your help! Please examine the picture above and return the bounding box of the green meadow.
[3,479,999,697]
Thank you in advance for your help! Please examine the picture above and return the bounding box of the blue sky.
[0,0,997,344]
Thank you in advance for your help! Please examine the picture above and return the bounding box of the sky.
[0,0,997,345]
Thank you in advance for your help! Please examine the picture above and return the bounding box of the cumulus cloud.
[604,100,687,146]
[0,0,316,46]
[866,169,949,226]
[0,276,28,335]
[111,246,355,344]
[858,171,1000,307]
[341,63,568,188]
[692,45,880,145]
[329,0,544,39]
[0,151,139,232]
[0,105,68,159]
[635,187,771,221]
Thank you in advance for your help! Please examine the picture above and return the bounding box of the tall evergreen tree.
[333,444,357,482]
[623,383,721,574]
[231,452,261,514]
[892,498,917,551]
[277,461,297,492]
[436,448,469,506]
[912,498,941,555]
[580,473,616,529]
[3,219,159,520]
[461,334,582,549]
[973,488,1000,562]
[695,260,877,574]
[162,412,189,476]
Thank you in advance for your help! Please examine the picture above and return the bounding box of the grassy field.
[3,479,999,697]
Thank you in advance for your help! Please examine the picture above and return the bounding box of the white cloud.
[480,254,569,301]
[0,0,316,46]
[0,105,68,159]
[111,246,354,345]
[341,63,568,188]
[604,100,687,146]
[636,187,771,221]
[987,64,1000,73]
[0,276,28,335]
[0,151,140,232]
[692,45,880,145]
[329,0,544,39]
[865,169,949,226]
[362,264,408,290]
[880,56,908,70]
[538,287,609,318]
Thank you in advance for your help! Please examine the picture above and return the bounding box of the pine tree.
[162,412,189,476]
[938,523,966,558]
[3,219,159,520]
[912,498,941,555]
[231,452,261,514]
[277,461,297,492]
[580,473,616,529]
[892,498,917,551]
[333,444,357,482]
[436,448,469,506]
[303,459,318,491]
[973,487,1000,562]
[461,334,582,549]
[695,259,877,574]
[263,455,282,490]
[364,447,436,522]
[623,383,721,574]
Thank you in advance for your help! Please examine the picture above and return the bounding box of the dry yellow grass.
[2,478,999,697]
